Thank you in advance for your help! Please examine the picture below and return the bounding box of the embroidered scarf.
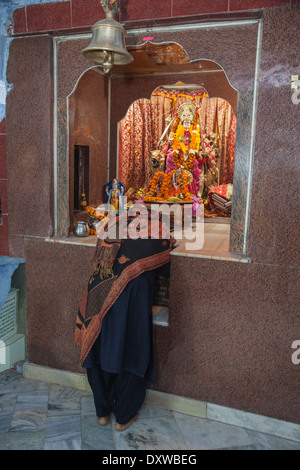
[75,214,172,364]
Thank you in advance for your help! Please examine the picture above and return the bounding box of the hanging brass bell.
[81,15,133,74]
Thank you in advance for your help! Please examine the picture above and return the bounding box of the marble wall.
[5,3,300,424]
[154,255,300,424]
[247,5,300,266]
[6,35,54,258]
[0,118,8,256]
[25,238,93,373]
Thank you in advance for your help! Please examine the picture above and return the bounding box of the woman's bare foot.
[97,415,110,426]
[115,413,138,432]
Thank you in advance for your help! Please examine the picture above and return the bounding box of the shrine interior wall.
[68,68,108,227]
[109,70,238,182]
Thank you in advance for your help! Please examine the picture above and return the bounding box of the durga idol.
[165,102,203,197]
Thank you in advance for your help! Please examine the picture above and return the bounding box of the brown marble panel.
[153,255,300,424]
[26,1,72,33]
[0,215,9,256]
[8,234,25,259]
[0,134,7,179]
[121,0,172,22]
[0,118,6,134]
[230,0,290,10]
[71,0,105,29]
[57,38,99,99]
[173,0,228,17]
[6,36,54,254]
[247,5,300,266]
[25,238,94,373]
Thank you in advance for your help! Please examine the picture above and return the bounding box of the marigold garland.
[170,115,200,172]
[144,169,192,203]
[145,110,200,203]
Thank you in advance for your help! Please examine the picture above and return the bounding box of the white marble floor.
[0,368,299,451]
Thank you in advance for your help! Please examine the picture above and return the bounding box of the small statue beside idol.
[105,178,125,215]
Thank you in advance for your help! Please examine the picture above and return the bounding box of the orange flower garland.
[144,169,192,203]
[171,115,200,172]
[144,172,166,202]
[85,204,107,235]
[145,109,200,203]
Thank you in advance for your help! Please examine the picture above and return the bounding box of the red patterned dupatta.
[75,214,171,364]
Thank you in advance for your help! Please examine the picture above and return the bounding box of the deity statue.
[145,102,219,202]
[165,103,201,197]
[105,178,125,215]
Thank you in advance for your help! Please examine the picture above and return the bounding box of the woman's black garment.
[86,367,147,424]
[84,263,170,423]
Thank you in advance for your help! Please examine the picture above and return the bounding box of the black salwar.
[86,367,147,424]
[83,263,170,423]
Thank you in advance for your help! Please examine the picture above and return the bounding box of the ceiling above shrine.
[110,42,223,75]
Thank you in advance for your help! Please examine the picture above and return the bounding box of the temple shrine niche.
[114,43,237,219]
[68,41,238,234]
[118,81,236,218]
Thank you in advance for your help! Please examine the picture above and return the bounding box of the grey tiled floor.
[0,368,299,450]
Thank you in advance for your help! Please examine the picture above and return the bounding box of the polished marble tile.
[0,369,23,387]
[138,403,173,420]
[44,437,81,450]
[0,374,37,393]
[10,407,48,432]
[81,394,100,418]
[81,415,115,450]
[219,444,257,450]
[45,414,81,443]
[173,413,253,450]
[0,430,45,450]
[207,403,300,443]
[112,415,189,450]
[0,411,14,432]
[0,392,17,412]
[0,369,299,450]
[47,384,85,416]
[49,383,88,400]
[245,430,300,451]
[15,391,49,410]
[48,398,81,416]
[34,380,51,391]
